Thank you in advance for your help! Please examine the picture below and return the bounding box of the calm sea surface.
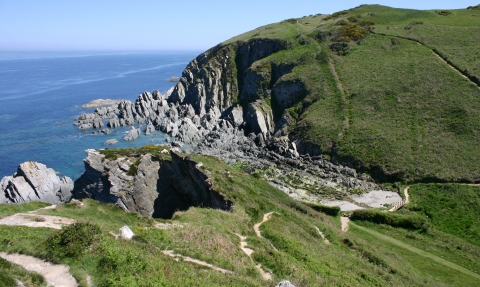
[0,51,199,179]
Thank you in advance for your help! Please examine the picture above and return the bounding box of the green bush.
[351,210,428,230]
[405,21,423,30]
[467,5,480,10]
[330,42,351,55]
[437,10,452,16]
[45,222,101,260]
[307,203,341,216]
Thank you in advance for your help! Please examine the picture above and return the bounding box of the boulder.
[0,162,73,204]
[123,126,140,141]
[119,226,134,240]
[246,100,274,136]
[104,139,118,145]
[226,106,244,127]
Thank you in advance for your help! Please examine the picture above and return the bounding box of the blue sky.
[0,0,477,51]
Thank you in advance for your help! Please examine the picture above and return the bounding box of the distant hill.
[174,4,480,183]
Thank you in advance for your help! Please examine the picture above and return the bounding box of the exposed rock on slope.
[0,162,73,204]
[73,149,233,218]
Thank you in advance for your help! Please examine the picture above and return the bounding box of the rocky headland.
[71,38,399,213]
[73,149,232,218]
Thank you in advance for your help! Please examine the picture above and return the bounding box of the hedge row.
[307,203,341,216]
[351,209,428,230]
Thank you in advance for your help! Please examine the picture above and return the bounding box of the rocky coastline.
[69,38,399,213]
[2,38,398,213]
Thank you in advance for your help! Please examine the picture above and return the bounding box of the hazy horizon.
[1,0,478,51]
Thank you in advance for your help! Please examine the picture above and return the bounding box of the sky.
[0,0,478,51]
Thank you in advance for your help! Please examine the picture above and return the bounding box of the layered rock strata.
[74,38,384,204]
[73,149,233,218]
[0,162,73,204]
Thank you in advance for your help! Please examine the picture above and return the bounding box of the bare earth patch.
[0,213,76,229]
[0,252,78,287]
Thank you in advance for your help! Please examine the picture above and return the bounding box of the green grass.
[214,4,480,183]
[0,201,51,218]
[408,184,480,245]
[349,222,480,286]
[5,150,477,286]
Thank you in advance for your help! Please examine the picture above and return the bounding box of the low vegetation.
[223,4,480,183]
[1,150,479,286]
[351,209,429,231]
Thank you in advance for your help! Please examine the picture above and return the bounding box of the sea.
[0,51,200,180]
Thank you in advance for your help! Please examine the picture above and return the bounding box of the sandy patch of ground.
[322,200,364,211]
[0,252,77,287]
[350,190,401,208]
[0,213,76,229]
[341,217,350,232]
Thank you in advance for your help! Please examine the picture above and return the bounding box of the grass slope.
[223,4,480,182]
[1,148,479,286]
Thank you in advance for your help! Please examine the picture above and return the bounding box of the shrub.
[467,5,480,10]
[405,21,423,30]
[330,42,351,56]
[307,203,341,216]
[350,209,429,231]
[324,10,349,21]
[127,158,142,176]
[347,15,362,23]
[45,222,101,260]
[437,10,452,16]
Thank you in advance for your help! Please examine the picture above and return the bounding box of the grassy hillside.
[1,149,480,286]
[224,4,480,183]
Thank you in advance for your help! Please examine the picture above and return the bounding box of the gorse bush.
[45,222,101,260]
[437,10,452,16]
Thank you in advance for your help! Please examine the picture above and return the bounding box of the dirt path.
[254,212,279,252]
[341,217,350,232]
[313,226,330,244]
[254,212,275,238]
[160,250,233,274]
[0,213,76,229]
[0,252,78,287]
[374,32,479,89]
[404,186,410,204]
[233,233,273,281]
[350,222,480,280]
[0,205,76,229]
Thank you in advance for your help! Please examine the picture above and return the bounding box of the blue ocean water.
[0,51,199,180]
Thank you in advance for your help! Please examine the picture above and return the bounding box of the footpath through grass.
[350,222,480,282]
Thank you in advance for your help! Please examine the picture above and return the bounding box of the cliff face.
[169,38,291,117]
[73,149,233,219]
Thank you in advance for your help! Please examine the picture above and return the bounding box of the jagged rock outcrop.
[0,162,73,204]
[73,149,233,218]
[123,126,140,141]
